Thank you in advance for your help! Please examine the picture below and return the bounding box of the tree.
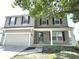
[12,0,79,22]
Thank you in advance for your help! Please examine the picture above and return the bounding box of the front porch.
[33,27,76,46]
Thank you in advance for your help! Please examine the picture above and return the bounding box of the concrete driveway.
[0,46,27,59]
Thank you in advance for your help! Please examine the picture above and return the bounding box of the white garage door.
[4,33,30,47]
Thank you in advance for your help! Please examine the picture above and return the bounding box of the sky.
[0,0,28,27]
[0,0,79,41]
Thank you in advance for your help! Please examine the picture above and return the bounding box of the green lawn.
[11,45,79,59]
[11,51,79,59]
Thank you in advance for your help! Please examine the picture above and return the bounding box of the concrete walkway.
[18,47,42,55]
[0,46,27,59]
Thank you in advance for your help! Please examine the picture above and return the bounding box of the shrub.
[72,44,79,52]
[42,46,79,53]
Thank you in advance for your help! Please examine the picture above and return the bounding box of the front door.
[38,32,44,44]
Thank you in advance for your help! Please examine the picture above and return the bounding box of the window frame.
[53,18,62,25]
[54,18,60,25]
[52,32,63,42]
[9,17,17,25]
[41,19,49,25]
[21,16,30,24]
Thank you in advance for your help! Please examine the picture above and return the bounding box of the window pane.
[10,17,15,25]
[41,19,48,25]
[22,16,29,24]
[58,37,62,40]
[54,18,60,24]
[52,32,63,41]
[52,32,56,36]
[57,32,62,36]
[23,20,28,23]
[55,21,59,24]
[24,16,28,20]
[42,21,46,24]
[53,37,57,40]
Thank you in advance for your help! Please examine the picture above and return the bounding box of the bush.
[72,44,79,51]
[42,46,79,53]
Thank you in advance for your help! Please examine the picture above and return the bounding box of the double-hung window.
[52,18,62,25]
[52,32,63,42]
[40,18,49,25]
[21,16,30,24]
[8,17,17,25]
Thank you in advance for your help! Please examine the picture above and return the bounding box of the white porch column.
[2,33,6,46]
[28,33,31,46]
[50,30,53,45]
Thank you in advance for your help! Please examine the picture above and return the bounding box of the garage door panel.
[4,34,30,47]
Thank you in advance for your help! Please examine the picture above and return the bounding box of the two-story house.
[2,15,77,47]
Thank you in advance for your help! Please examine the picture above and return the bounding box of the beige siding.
[43,32,50,44]
[5,30,33,33]
[64,31,70,43]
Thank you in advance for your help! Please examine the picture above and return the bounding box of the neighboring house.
[2,15,77,47]
[0,30,3,45]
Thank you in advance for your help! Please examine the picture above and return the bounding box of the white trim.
[34,27,73,31]
[5,32,31,34]
[2,27,34,30]
[2,34,7,46]
[50,30,53,45]
[28,34,31,46]
[5,14,29,17]
[2,27,73,31]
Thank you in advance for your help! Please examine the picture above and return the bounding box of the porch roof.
[34,27,74,31]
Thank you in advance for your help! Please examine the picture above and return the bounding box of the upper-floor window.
[40,18,49,25]
[8,17,17,25]
[54,18,60,24]
[21,16,30,24]
[52,18,62,25]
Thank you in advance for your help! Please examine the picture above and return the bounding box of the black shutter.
[40,18,42,25]
[21,16,23,24]
[52,18,54,24]
[28,16,30,24]
[60,19,62,24]
[8,17,11,25]
[49,32,50,40]
[47,20,49,25]
[62,32,65,41]
[14,17,17,25]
